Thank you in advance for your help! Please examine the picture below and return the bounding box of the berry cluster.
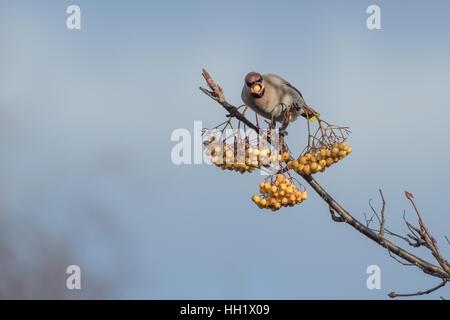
[252,174,307,211]
[204,137,278,174]
[287,142,352,175]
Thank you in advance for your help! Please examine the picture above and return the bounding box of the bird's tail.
[297,104,320,122]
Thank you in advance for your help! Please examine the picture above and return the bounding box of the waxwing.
[241,72,320,124]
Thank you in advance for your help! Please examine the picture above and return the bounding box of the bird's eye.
[246,81,252,87]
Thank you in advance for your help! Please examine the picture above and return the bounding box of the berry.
[289,142,352,176]
[252,176,308,211]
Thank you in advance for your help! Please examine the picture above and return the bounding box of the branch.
[302,175,449,279]
[329,205,344,222]
[200,69,260,134]
[388,280,448,298]
[199,69,450,290]
[378,189,386,237]
[405,192,450,275]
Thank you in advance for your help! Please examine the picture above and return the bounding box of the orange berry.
[326,157,333,166]
[269,197,277,207]
[332,147,339,156]
[303,165,311,175]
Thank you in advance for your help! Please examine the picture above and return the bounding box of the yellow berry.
[252,195,260,203]
[332,147,339,156]
[303,165,311,175]
[326,157,333,166]
[269,197,277,207]
[338,142,347,151]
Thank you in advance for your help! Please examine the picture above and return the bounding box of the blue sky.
[0,0,449,299]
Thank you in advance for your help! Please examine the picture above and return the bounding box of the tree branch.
[388,280,448,298]
[199,69,450,295]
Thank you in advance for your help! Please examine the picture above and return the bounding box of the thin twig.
[388,280,448,298]
[379,189,386,237]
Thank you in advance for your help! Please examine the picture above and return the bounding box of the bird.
[241,72,320,126]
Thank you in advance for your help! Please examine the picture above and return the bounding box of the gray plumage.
[241,73,318,123]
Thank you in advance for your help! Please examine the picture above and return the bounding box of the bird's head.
[245,72,265,98]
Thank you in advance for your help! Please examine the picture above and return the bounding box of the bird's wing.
[263,74,320,121]
[282,79,320,121]
[283,81,304,100]
[264,73,304,100]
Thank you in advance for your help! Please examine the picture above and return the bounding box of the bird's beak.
[250,83,264,97]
